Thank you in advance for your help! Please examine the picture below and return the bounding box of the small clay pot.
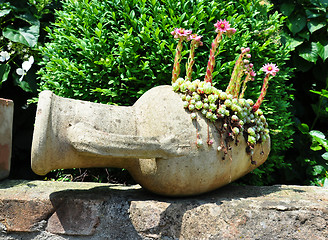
[0,98,13,180]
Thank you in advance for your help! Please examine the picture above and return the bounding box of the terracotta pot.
[0,98,13,180]
[32,86,270,196]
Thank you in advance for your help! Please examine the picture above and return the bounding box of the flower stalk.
[186,34,203,81]
[252,63,279,112]
[204,19,236,85]
[171,28,192,83]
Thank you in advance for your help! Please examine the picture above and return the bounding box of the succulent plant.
[171,20,279,159]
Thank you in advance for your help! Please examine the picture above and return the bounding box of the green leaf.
[287,13,307,35]
[310,89,328,98]
[305,9,322,19]
[0,9,11,17]
[282,34,303,50]
[307,19,326,33]
[323,178,328,188]
[310,130,328,151]
[280,3,295,16]
[0,64,11,83]
[17,13,40,26]
[299,42,319,63]
[322,152,328,160]
[311,141,322,151]
[317,42,328,61]
[312,165,325,175]
[3,25,40,47]
[298,123,309,134]
[310,130,326,140]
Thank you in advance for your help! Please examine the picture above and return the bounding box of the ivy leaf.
[3,25,40,47]
[280,2,295,16]
[312,165,325,175]
[282,34,304,50]
[299,42,319,63]
[298,123,309,134]
[0,64,11,84]
[287,13,307,35]
[317,42,328,61]
[0,9,11,17]
[307,19,326,34]
[322,152,328,160]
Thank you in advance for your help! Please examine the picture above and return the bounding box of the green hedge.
[38,0,294,185]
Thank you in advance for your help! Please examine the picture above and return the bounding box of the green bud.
[172,83,179,92]
[232,127,240,135]
[209,103,217,111]
[176,78,184,85]
[196,139,203,148]
[204,82,213,94]
[180,83,188,92]
[224,99,232,108]
[188,104,195,111]
[248,135,256,145]
[232,115,239,121]
[193,94,201,101]
[219,92,227,100]
[247,128,255,136]
[191,112,197,119]
[211,114,218,121]
[183,101,189,108]
[195,101,203,110]
[201,109,208,115]
[206,111,213,119]
[246,99,254,106]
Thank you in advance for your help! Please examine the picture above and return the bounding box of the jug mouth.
[31,90,54,175]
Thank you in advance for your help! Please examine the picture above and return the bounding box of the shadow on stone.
[47,183,285,239]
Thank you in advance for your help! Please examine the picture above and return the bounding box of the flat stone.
[46,199,100,235]
[0,180,327,239]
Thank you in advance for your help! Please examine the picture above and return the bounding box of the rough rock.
[0,180,327,239]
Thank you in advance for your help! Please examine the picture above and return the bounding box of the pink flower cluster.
[171,28,192,40]
[188,33,203,46]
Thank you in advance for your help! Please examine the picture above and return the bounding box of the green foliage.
[274,0,328,186]
[38,0,294,185]
[295,89,328,187]
[278,0,328,69]
[0,0,55,92]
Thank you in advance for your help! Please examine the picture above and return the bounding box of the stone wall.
[0,180,327,239]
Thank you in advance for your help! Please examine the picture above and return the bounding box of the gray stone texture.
[0,180,327,239]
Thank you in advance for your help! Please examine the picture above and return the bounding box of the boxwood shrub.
[38,0,294,185]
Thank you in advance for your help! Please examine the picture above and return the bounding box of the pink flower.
[214,19,230,33]
[225,27,236,37]
[188,34,203,46]
[262,63,279,76]
[171,28,192,40]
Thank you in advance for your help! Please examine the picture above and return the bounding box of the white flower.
[0,51,10,62]
[16,56,34,81]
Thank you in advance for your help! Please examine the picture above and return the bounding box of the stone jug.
[0,98,14,180]
[31,86,270,196]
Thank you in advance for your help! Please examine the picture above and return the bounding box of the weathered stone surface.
[0,98,13,180]
[31,86,270,196]
[0,180,327,239]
